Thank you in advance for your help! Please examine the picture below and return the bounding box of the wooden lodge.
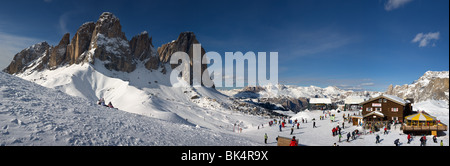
[360,94,413,123]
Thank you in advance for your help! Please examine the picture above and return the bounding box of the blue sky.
[0,0,448,91]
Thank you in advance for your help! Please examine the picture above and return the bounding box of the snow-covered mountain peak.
[387,71,449,103]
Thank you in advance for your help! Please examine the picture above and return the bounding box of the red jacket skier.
[290,136,298,146]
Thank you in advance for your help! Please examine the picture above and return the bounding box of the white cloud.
[411,32,440,47]
[58,12,71,34]
[384,0,413,11]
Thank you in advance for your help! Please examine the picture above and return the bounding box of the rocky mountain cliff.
[3,12,210,86]
[386,71,449,103]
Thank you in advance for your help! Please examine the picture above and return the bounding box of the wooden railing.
[402,122,447,131]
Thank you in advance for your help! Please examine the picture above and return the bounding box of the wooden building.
[360,94,413,123]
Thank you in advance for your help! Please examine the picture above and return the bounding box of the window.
[375,108,382,112]
[366,107,372,112]
[378,99,382,103]
[391,108,398,112]
[383,99,387,103]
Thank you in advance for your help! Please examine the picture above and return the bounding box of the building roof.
[363,111,385,118]
[360,94,409,106]
[309,98,332,104]
[405,112,436,121]
[344,96,369,105]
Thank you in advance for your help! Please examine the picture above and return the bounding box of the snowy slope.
[16,59,268,132]
[0,71,258,146]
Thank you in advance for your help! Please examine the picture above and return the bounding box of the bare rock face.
[157,32,209,85]
[49,33,70,69]
[3,42,50,74]
[3,12,215,88]
[89,12,136,73]
[386,71,449,103]
[130,31,154,61]
[66,22,95,65]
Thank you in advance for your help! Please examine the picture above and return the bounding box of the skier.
[384,127,388,135]
[420,135,427,146]
[338,133,342,142]
[375,134,380,144]
[290,136,298,146]
[337,126,341,135]
[407,134,412,144]
[394,139,400,146]
[279,124,282,132]
[347,132,351,142]
[264,133,268,144]
[297,122,300,129]
[332,128,336,136]
[290,127,294,135]
[313,121,316,128]
[433,135,437,143]
[441,140,444,146]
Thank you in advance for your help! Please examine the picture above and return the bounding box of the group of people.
[97,98,114,108]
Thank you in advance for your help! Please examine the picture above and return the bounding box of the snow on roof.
[309,98,332,104]
[383,94,409,105]
[364,111,384,118]
[344,96,369,104]
[361,94,409,106]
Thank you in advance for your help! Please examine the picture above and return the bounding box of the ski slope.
[0,71,258,146]
[242,108,448,146]
[16,61,267,132]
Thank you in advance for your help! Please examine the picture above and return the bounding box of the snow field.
[0,72,258,146]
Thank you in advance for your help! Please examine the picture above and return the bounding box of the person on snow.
[290,136,298,146]
[337,126,341,135]
[407,134,412,144]
[290,127,294,135]
[347,132,351,142]
[394,139,400,146]
[297,122,300,129]
[264,133,268,144]
[338,133,342,142]
[107,102,114,108]
[420,135,427,146]
[313,121,317,128]
[433,135,437,143]
[384,127,388,135]
[279,124,282,132]
[98,98,106,106]
[375,134,380,144]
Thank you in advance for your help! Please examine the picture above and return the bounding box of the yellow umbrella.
[405,112,436,121]
[405,112,436,126]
